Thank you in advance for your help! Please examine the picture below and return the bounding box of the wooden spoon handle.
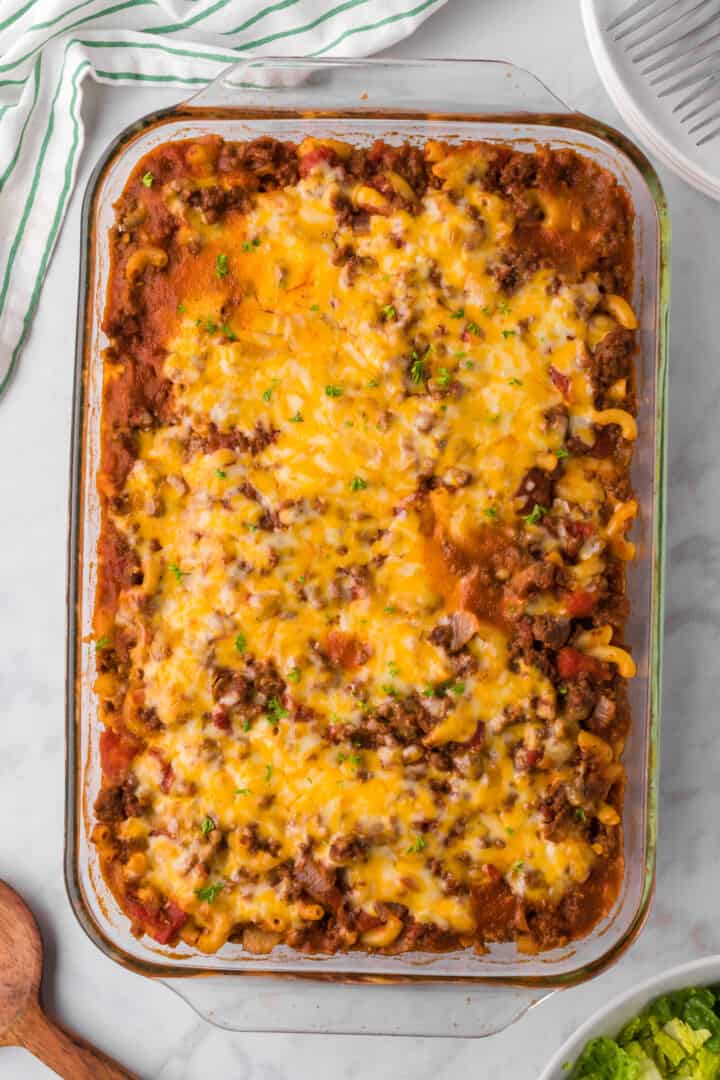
[15,1000,140,1080]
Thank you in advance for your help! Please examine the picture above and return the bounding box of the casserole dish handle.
[183,56,571,119]
[164,976,553,1037]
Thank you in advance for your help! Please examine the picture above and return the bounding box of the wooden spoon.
[0,880,139,1079]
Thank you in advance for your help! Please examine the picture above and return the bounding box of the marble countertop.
[2,0,716,1075]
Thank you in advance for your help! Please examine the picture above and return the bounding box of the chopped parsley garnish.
[196,317,218,334]
[235,788,252,797]
[506,827,515,836]
[481,305,492,317]
[381,683,397,696]
[350,753,363,767]
[264,764,273,782]
[406,836,427,855]
[199,816,216,838]
[450,307,465,319]
[524,504,547,526]
[262,378,279,403]
[242,718,252,732]
[387,661,400,677]
[176,303,186,315]
[95,635,110,651]
[384,605,397,614]
[450,681,465,695]
[168,563,187,582]
[289,411,304,423]
[349,476,368,491]
[437,367,451,388]
[215,468,227,479]
[483,507,499,520]
[337,752,348,764]
[498,301,512,315]
[141,171,153,188]
[557,685,568,697]
[220,322,237,340]
[195,882,223,904]
[464,360,474,370]
[325,384,343,397]
[423,685,436,698]
[367,378,379,388]
[556,446,570,459]
[310,304,320,312]
[241,237,260,253]
[382,304,396,320]
[235,633,247,654]
[266,697,289,723]
[287,667,301,683]
[409,356,426,384]
[215,253,229,278]
[467,320,482,335]
[575,807,587,822]
[486,413,501,423]
[512,861,524,873]
[502,329,516,339]
[508,377,523,386]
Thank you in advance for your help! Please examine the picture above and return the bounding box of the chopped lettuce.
[570,988,720,1079]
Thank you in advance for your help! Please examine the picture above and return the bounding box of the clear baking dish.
[66,57,669,1037]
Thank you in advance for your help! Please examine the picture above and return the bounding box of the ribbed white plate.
[582,0,720,199]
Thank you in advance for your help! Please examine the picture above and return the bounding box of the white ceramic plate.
[540,956,720,1079]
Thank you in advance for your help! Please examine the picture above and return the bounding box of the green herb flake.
[381,683,397,696]
[310,304,320,312]
[466,320,482,336]
[556,446,570,459]
[264,764,273,782]
[215,253,229,278]
[483,507,499,520]
[235,633,247,654]
[524,504,547,526]
[486,413,501,423]
[502,329,516,340]
[195,882,224,904]
[241,237,260,253]
[204,318,217,334]
[262,378,279,403]
[235,788,252,797]
[176,303,186,315]
[215,468,227,479]
[95,635,110,651]
[141,171,154,188]
[199,816,216,838]
[350,753,363,767]
[384,605,397,614]
[266,697,289,723]
[325,384,343,398]
[406,836,427,855]
[387,661,400,678]
[498,301,512,315]
[288,667,301,683]
[575,807,587,822]
[512,860,524,873]
[450,682,465,696]
[464,360,474,370]
[242,719,252,732]
[367,378,380,388]
[557,685,568,697]
[289,411,304,423]
[349,476,368,492]
[382,304,397,320]
[450,307,465,319]
[508,377,523,386]
[168,563,187,582]
[409,356,426,384]
[422,685,436,698]
[220,322,237,340]
[437,367,452,388]
[506,827,515,836]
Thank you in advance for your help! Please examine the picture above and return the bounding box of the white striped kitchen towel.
[0,0,449,394]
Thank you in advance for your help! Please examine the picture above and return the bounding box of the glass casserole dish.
[66,57,669,1037]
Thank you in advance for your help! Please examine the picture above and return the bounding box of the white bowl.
[540,957,720,1080]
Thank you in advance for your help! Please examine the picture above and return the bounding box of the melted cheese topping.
[99,140,635,952]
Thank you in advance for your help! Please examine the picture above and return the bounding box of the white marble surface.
[1,0,717,1075]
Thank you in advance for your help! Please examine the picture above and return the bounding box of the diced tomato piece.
[99,729,140,783]
[299,146,339,177]
[549,365,571,398]
[566,520,596,540]
[557,647,606,680]
[125,897,187,945]
[325,630,370,669]
[565,589,599,617]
